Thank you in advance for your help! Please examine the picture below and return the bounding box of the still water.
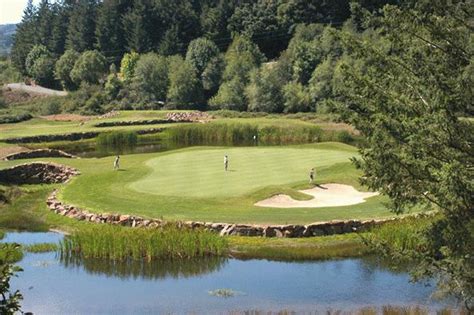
[4,232,454,314]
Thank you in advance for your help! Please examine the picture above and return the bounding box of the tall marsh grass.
[59,224,228,262]
[365,216,435,261]
[96,130,138,154]
[166,123,331,146]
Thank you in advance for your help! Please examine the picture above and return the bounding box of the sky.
[0,0,41,25]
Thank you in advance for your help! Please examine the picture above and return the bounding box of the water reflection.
[60,255,227,280]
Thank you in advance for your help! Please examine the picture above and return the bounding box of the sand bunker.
[255,184,379,208]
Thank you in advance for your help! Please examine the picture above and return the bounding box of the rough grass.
[60,224,228,261]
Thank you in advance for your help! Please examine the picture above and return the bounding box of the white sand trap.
[255,184,379,208]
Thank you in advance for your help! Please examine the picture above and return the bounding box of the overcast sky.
[0,0,41,25]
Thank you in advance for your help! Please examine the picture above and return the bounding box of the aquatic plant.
[24,243,58,253]
[208,288,244,298]
[59,224,228,262]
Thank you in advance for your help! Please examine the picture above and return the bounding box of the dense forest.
[8,0,401,114]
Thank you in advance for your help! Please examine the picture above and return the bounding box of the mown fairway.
[131,146,355,197]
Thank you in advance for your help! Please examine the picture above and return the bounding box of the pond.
[4,232,456,314]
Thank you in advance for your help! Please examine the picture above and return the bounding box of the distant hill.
[0,24,17,55]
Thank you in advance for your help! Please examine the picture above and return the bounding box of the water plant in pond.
[24,243,58,253]
[59,224,228,261]
[208,288,244,298]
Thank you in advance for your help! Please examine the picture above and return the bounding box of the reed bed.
[59,224,228,262]
[96,130,138,153]
[24,242,58,253]
[365,216,435,261]
[166,123,332,146]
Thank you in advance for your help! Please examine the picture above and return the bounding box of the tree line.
[9,0,400,114]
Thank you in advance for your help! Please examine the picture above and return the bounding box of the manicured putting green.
[130,147,356,197]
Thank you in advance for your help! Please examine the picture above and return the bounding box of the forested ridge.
[8,0,399,113]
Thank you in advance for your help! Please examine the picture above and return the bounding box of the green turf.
[131,146,355,197]
[0,142,396,224]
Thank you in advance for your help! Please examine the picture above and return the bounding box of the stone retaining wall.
[4,128,164,144]
[166,112,212,122]
[0,162,80,184]
[3,149,77,161]
[46,189,433,237]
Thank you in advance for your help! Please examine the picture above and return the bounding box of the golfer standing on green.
[114,155,120,170]
[309,167,315,183]
[224,155,229,171]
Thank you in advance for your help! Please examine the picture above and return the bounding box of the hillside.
[0,24,16,55]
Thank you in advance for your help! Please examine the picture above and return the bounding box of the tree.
[70,50,107,85]
[66,0,97,52]
[132,53,169,104]
[122,0,152,53]
[119,51,140,84]
[308,57,335,109]
[212,36,264,110]
[246,64,285,113]
[0,244,23,314]
[337,2,473,308]
[209,78,247,111]
[283,82,311,113]
[104,64,123,101]
[186,37,220,75]
[11,0,38,74]
[25,44,55,86]
[201,55,224,96]
[55,49,80,90]
[166,57,202,109]
[95,0,130,59]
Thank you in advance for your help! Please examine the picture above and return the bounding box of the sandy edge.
[255,183,379,208]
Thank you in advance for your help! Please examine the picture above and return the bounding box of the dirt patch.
[0,145,29,160]
[255,184,379,208]
[1,88,47,105]
[41,114,94,122]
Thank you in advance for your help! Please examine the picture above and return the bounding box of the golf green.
[0,143,393,224]
[131,147,356,197]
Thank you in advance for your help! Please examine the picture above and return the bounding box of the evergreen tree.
[122,0,152,53]
[66,0,98,52]
[11,0,38,74]
[95,0,131,60]
[36,0,54,51]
